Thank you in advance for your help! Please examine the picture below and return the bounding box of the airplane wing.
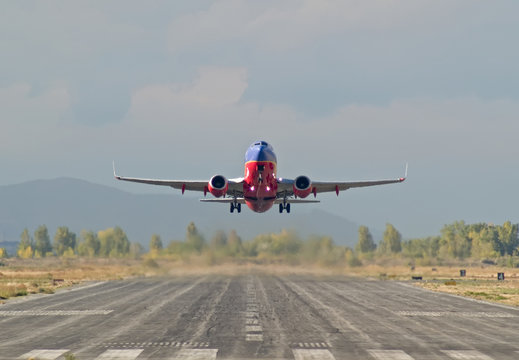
[276,164,407,197]
[113,162,244,194]
[311,178,405,193]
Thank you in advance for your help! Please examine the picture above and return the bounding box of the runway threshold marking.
[170,349,218,359]
[367,350,414,360]
[441,350,494,359]
[292,349,336,360]
[18,349,69,360]
[94,349,144,360]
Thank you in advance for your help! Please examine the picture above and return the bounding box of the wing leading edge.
[276,164,407,197]
[113,162,244,194]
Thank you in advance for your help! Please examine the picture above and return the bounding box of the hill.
[0,178,364,249]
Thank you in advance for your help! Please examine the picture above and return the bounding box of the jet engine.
[293,175,312,198]
[208,175,228,197]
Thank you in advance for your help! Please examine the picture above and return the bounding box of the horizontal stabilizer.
[274,199,320,204]
[200,198,247,204]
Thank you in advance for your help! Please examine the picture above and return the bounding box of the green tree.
[355,226,376,253]
[470,226,499,259]
[379,223,402,254]
[34,225,52,257]
[98,227,130,257]
[53,226,77,256]
[210,231,227,250]
[19,228,33,249]
[130,242,144,259]
[0,248,7,258]
[439,221,471,259]
[77,230,100,257]
[402,236,440,259]
[227,230,243,256]
[497,221,518,256]
[18,228,33,258]
[186,222,205,253]
[149,234,163,252]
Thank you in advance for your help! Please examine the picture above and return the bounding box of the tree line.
[355,221,519,265]
[15,225,141,259]
[3,220,519,266]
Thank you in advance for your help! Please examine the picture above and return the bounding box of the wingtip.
[112,161,120,180]
[399,162,408,182]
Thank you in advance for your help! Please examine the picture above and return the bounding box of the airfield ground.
[1,270,519,359]
[2,258,519,307]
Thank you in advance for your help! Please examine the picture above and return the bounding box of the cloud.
[167,0,464,52]
[0,83,71,153]
[121,68,519,175]
[130,67,248,111]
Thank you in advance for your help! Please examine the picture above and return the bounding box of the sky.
[1,0,519,238]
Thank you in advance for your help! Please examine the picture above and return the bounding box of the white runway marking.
[368,349,415,360]
[170,349,218,359]
[442,350,494,359]
[94,349,144,360]
[292,349,336,360]
[0,310,113,316]
[246,333,263,341]
[396,311,516,318]
[245,276,263,342]
[19,349,69,360]
[245,325,262,332]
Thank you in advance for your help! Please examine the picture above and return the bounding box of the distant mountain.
[0,178,365,249]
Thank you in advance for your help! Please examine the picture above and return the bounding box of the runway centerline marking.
[368,350,415,360]
[19,349,69,360]
[442,350,494,359]
[245,277,263,342]
[94,349,144,360]
[292,349,336,360]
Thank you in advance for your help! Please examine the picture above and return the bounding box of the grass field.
[1,257,519,307]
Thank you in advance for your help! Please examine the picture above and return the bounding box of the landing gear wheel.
[230,203,235,213]
[237,203,241,213]
[279,204,283,213]
[286,203,291,213]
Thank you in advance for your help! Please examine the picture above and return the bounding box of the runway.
[1,275,518,359]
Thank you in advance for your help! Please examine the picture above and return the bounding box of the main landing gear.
[230,202,241,213]
[279,203,291,213]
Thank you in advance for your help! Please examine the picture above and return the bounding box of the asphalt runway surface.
[1,274,519,360]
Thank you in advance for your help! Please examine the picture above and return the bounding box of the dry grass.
[2,257,519,307]
[339,263,519,307]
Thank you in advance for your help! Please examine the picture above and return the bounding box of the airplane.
[114,141,407,214]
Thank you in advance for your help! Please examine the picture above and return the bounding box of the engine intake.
[208,175,228,198]
[293,175,312,198]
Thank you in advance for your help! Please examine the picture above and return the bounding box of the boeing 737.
[114,141,406,213]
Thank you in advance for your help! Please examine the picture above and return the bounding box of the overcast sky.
[1,1,518,238]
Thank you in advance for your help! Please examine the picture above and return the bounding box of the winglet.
[399,163,408,182]
[113,161,120,180]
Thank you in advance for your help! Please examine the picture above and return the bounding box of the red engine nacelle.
[208,175,228,198]
[293,175,312,198]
